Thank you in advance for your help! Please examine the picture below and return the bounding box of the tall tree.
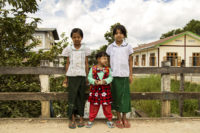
[104,22,122,45]
[0,0,41,66]
[0,0,69,118]
[160,19,200,39]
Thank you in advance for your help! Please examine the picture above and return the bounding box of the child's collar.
[71,43,85,50]
[112,40,128,47]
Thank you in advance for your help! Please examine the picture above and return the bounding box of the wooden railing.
[0,61,200,118]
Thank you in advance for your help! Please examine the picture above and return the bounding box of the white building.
[133,31,200,67]
[29,28,59,52]
[26,28,63,67]
[132,31,200,84]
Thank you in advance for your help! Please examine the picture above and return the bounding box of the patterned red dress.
[88,65,112,105]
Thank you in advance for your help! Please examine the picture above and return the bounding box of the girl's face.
[71,32,82,45]
[98,56,108,67]
[114,29,125,43]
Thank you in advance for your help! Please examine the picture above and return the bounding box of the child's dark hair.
[113,24,127,37]
[70,28,83,38]
[96,51,108,60]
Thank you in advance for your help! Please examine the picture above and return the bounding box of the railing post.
[161,61,171,117]
[39,75,50,118]
[39,60,50,118]
[179,60,185,116]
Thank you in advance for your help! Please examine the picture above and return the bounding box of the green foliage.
[0,0,41,66]
[131,75,200,117]
[50,75,68,117]
[0,75,40,92]
[0,0,39,13]
[104,22,122,45]
[0,101,41,118]
[0,0,69,118]
[131,75,161,117]
[130,75,161,92]
[160,19,200,39]
[132,100,161,117]
[88,45,108,66]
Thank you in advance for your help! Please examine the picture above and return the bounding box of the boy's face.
[98,56,108,67]
[71,32,82,45]
[114,29,125,42]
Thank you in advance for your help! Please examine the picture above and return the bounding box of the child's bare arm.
[64,57,70,81]
[129,55,133,83]
[85,56,89,76]
[65,57,70,73]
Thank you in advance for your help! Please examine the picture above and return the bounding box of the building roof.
[36,28,59,40]
[133,31,200,52]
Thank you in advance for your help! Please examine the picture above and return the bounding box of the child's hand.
[94,80,99,85]
[86,79,89,86]
[102,80,107,85]
[129,75,133,84]
[62,77,68,87]
[94,80,107,85]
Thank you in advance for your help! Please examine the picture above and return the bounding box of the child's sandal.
[68,122,76,129]
[77,121,85,128]
[115,120,124,128]
[123,120,131,128]
[86,121,93,128]
[107,121,114,128]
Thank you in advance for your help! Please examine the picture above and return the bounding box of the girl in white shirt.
[62,28,91,129]
[106,24,133,128]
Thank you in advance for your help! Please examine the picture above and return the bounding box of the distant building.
[133,31,200,67]
[132,31,200,84]
[28,28,59,52]
[26,28,64,67]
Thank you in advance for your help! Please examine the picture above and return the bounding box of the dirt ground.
[0,118,200,133]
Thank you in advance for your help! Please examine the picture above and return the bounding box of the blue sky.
[86,0,114,11]
[54,0,114,16]
[34,0,200,49]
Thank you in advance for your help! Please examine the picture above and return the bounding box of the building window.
[40,60,50,67]
[135,55,139,66]
[142,54,146,66]
[53,59,59,67]
[165,52,181,66]
[149,53,156,66]
[33,34,43,47]
[192,53,200,66]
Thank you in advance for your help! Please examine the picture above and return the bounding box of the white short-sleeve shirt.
[106,41,133,77]
[62,43,91,76]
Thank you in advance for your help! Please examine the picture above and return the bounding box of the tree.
[88,22,123,66]
[0,0,41,118]
[160,19,200,39]
[0,0,69,118]
[104,22,122,45]
[88,45,108,66]
[0,0,41,66]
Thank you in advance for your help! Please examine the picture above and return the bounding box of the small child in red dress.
[86,52,114,128]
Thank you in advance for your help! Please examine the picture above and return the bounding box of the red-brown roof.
[133,32,187,51]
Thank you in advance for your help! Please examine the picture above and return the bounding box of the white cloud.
[33,0,200,49]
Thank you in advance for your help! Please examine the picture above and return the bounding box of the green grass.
[130,75,200,117]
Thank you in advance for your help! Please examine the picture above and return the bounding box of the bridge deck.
[0,118,200,133]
